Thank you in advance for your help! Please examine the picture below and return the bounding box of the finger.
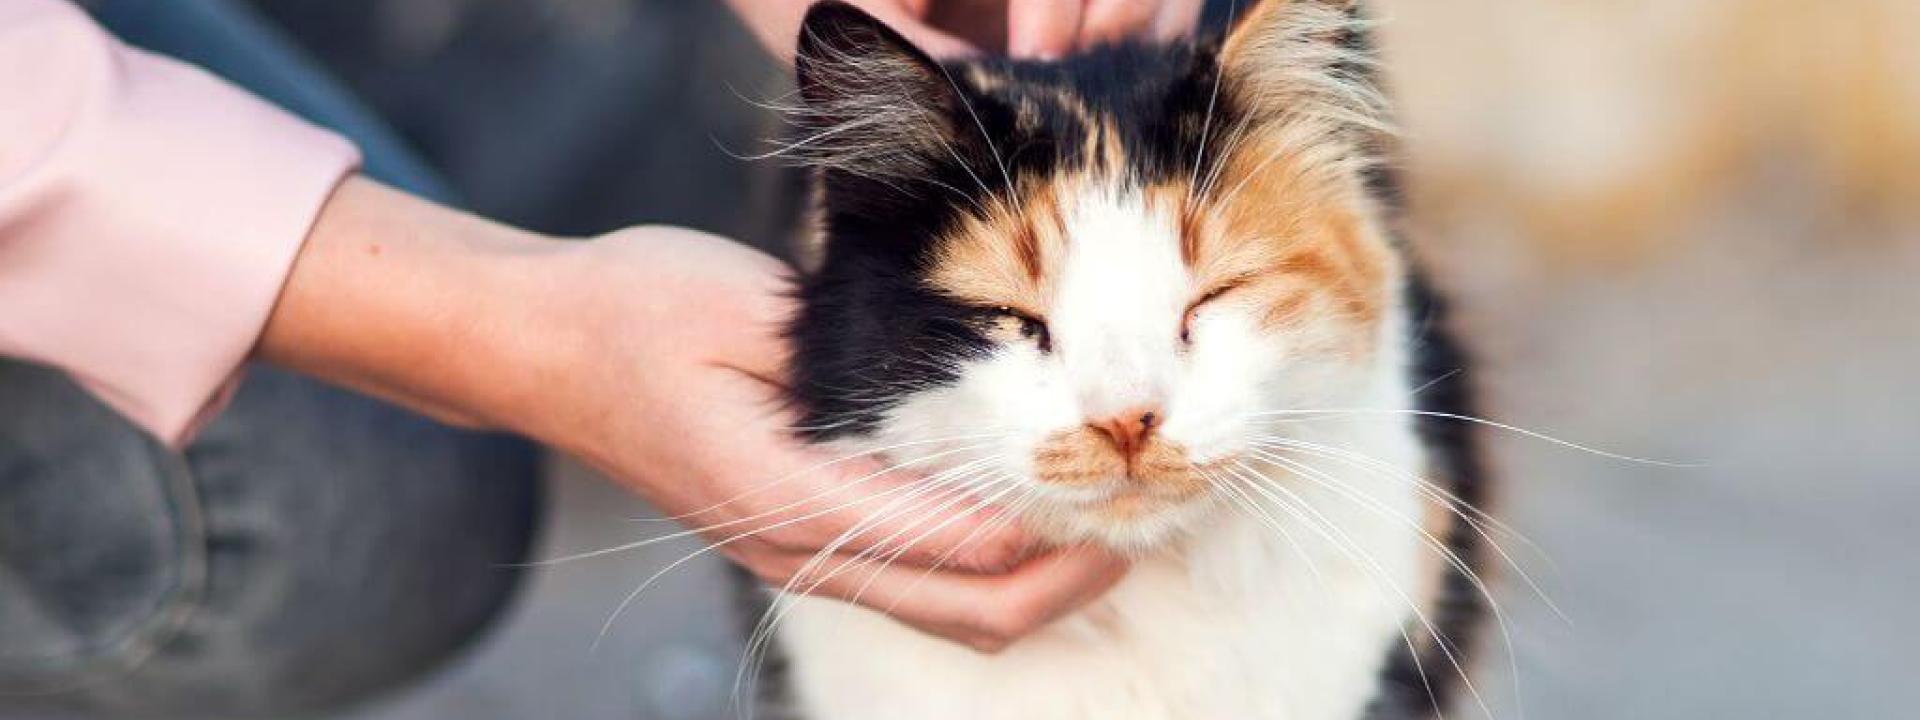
[698,368,1033,573]
[885,20,982,59]
[1151,0,1207,42]
[1077,0,1157,49]
[849,1,983,58]
[1008,0,1085,60]
[796,544,1129,650]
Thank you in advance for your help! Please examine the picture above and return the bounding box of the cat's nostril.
[1088,406,1162,456]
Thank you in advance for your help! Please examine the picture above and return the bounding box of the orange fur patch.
[1031,425,1127,486]
[927,73,1393,357]
[926,149,1392,352]
[1185,131,1396,343]
[924,181,1068,315]
[1033,426,1207,494]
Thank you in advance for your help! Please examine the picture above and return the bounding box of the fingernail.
[1008,28,1044,59]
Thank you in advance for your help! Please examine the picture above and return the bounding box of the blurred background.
[42,0,1920,718]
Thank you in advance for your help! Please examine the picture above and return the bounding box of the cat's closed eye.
[986,306,1051,353]
[1180,282,1243,345]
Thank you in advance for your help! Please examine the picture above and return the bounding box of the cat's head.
[784,0,1404,552]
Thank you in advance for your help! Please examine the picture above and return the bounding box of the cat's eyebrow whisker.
[1185,1,1234,205]
[929,62,1028,228]
[1209,122,1350,213]
[925,130,1003,219]
[1195,112,1257,204]
[921,175,995,217]
[1244,408,1702,467]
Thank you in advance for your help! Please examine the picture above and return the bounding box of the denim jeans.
[0,1,541,717]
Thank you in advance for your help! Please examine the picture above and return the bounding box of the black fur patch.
[1363,268,1494,720]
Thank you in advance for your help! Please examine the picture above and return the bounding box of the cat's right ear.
[792,2,960,181]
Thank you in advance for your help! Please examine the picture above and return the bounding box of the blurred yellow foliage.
[1381,0,1919,268]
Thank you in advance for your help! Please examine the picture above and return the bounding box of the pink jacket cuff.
[0,1,362,446]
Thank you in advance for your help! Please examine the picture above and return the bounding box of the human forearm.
[257,176,583,434]
[254,176,1123,650]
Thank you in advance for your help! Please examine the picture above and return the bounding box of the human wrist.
[257,176,582,435]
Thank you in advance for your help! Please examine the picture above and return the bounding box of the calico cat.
[764,1,1491,717]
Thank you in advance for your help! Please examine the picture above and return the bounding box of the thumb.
[1008,0,1084,60]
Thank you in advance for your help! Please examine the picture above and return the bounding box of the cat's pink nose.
[1088,406,1161,456]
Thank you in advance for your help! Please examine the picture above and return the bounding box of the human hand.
[726,0,1207,62]
[259,178,1127,651]
[534,226,1129,651]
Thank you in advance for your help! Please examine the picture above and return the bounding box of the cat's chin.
[1015,490,1219,556]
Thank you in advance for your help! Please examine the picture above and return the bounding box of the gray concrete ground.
[345,457,742,720]
[1450,211,1920,719]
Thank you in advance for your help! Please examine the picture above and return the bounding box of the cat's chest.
[779,502,1420,720]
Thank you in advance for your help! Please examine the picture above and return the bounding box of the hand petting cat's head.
[784,0,1403,552]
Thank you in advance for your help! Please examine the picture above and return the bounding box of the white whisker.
[590,454,1000,652]
[1243,449,1528,720]
[1246,407,1702,467]
[1221,462,1453,718]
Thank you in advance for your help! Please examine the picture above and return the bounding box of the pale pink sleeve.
[0,0,360,446]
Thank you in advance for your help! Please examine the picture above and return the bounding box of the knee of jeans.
[0,361,201,701]
[0,364,544,719]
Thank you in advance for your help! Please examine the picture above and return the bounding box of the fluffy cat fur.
[760,1,1491,718]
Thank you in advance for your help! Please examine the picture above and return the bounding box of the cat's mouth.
[1030,426,1206,490]
[1016,478,1219,551]
[1085,483,1207,520]
[1021,427,1227,548]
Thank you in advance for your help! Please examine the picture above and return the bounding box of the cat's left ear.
[1215,0,1383,129]
[792,2,962,182]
